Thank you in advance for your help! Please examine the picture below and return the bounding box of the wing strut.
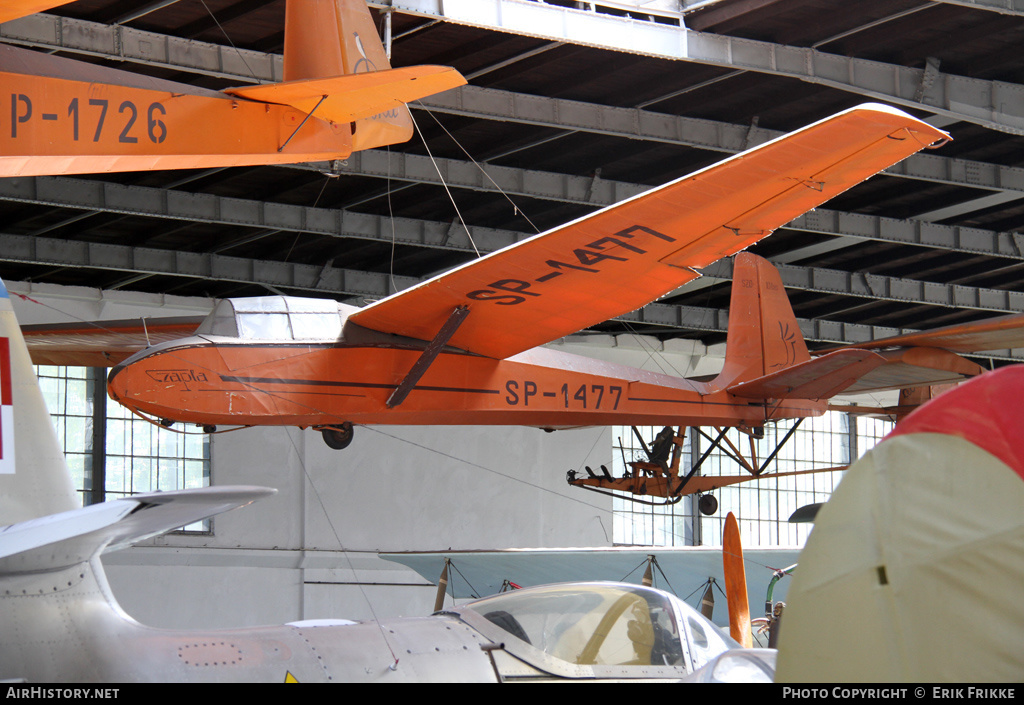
[386,305,470,408]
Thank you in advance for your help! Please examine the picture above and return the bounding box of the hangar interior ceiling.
[4,0,1024,366]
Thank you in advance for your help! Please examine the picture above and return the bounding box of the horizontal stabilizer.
[728,349,886,400]
[226,66,466,124]
[823,311,1024,355]
[0,485,275,575]
[828,346,982,394]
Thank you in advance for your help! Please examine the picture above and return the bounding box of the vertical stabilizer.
[0,279,78,525]
[716,252,809,387]
[284,0,414,151]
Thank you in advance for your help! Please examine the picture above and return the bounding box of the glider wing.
[349,104,948,359]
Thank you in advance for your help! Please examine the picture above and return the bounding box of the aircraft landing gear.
[320,422,354,450]
[698,493,719,516]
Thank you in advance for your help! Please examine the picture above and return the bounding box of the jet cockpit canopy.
[449,582,766,681]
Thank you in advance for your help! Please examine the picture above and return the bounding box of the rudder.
[716,252,809,387]
[283,0,414,150]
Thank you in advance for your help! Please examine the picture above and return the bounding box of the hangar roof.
[4,0,1024,362]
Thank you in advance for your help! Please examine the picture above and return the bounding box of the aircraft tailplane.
[0,279,78,526]
[282,0,418,152]
[716,252,810,388]
[0,274,277,680]
[0,486,274,576]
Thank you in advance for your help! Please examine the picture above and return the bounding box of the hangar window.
[611,411,893,548]
[34,364,211,531]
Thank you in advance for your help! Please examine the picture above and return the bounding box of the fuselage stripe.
[219,375,500,395]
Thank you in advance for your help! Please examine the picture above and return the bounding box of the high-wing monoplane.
[0,275,772,683]
[23,104,968,453]
[0,0,465,176]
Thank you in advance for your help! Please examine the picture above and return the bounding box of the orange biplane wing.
[349,104,948,360]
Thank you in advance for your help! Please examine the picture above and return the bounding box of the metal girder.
[4,222,1024,315]
[5,230,1023,360]
[4,167,1020,267]
[2,13,1020,195]
[929,0,1024,16]
[337,150,1024,254]
[6,10,1024,136]
[626,301,1024,361]
[0,232,419,298]
[695,258,1024,314]
[419,90,1024,196]
[0,13,280,83]
[361,107,1024,196]
[0,175,528,254]
[335,150,647,204]
[4,232,1022,360]
[788,209,1024,260]
[377,0,1024,135]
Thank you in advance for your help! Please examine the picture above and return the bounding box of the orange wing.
[22,318,204,366]
[349,104,948,360]
[0,1,75,24]
[832,311,1024,355]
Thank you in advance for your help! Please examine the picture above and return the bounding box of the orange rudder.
[716,252,809,387]
[283,0,414,150]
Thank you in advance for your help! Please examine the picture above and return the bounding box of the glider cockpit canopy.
[195,296,355,342]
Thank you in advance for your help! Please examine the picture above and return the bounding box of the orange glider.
[81,104,963,449]
[0,0,465,176]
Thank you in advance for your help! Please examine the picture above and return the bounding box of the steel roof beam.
[0,13,282,83]
[4,232,1019,362]
[333,150,1024,251]
[3,173,1023,264]
[418,87,1024,196]
[6,9,1024,135]
[3,234,1022,361]
[374,0,1024,135]
[0,232,420,299]
[4,221,1023,315]
[2,14,1020,195]
[928,0,1024,16]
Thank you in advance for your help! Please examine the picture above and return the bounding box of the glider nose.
[106,353,142,406]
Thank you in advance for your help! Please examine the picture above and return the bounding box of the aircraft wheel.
[698,493,719,515]
[321,423,354,450]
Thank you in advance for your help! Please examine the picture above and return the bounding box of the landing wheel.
[321,423,354,450]
[698,493,719,516]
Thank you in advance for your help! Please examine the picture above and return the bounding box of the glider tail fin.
[716,252,810,387]
[0,279,78,526]
[283,0,415,151]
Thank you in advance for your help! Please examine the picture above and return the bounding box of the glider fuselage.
[106,328,822,431]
